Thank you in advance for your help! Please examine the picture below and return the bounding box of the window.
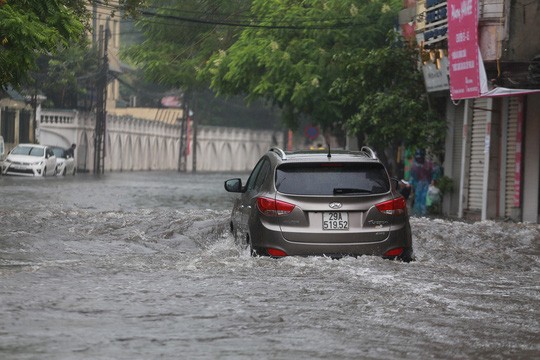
[245,158,266,191]
[31,147,45,157]
[253,160,271,190]
[276,163,390,195]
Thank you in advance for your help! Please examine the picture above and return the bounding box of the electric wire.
[92,0,366,30]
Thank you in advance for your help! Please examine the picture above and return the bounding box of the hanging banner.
[447,0,480,100]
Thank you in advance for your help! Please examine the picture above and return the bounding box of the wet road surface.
[0,172,539,359]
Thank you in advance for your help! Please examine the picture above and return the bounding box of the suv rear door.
[275,162,400,243]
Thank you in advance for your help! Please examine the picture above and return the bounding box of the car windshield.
[51,148,66,158]
[276,162,390,195]
[11,146,44,157]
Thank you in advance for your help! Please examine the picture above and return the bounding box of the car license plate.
[323,212,349,230]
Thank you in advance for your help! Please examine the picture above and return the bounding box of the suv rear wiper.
[333,188,372,195]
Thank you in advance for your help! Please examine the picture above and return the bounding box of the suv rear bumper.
[251,222,412,257]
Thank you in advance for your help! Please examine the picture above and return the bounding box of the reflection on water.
[0,172,538,359]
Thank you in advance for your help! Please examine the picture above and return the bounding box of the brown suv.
[224,147,414,261]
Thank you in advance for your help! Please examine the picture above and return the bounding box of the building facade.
[400,0,540,223]
[0,91,36,154]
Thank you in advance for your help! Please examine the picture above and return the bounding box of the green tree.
[202,0,446,171]
[203,0,400,134]
[0,0,146,89]
[123,0,283,128]
[31,42,99,110]
[331,37,447,172]
[124,0,251,90]
[0,0,85,88]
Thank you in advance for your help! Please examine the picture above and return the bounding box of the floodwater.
[0,172,538,359]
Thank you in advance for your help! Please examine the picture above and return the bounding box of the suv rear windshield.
[276,163,390,196]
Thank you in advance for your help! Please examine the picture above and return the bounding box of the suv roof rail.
[360,146,377,160]
[270,147,287,160]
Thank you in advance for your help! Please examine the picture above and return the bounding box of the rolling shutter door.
[467,98,488,211]
[504,98,519,217]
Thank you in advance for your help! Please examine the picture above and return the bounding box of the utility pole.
[191,109,197,173]
[190,94,197,173]
[177,97,188,172]
[94,25,109,174]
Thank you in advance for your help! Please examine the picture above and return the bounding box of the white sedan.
[1,144,57,177]
[50,146,76,176]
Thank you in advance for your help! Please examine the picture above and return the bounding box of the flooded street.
[0,172,539,359]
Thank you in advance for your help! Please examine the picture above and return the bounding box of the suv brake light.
[375,197,406,215]
[257,197,295,216]
[267,248,287,257]
[384,247,404,257]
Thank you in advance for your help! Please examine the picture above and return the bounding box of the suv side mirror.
[224,178,243,193]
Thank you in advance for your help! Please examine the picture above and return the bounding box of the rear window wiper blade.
[333,188,372,195]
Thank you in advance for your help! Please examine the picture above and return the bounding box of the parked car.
[49,146,76,176]
[1,144,57,177]
[224,147,414,261]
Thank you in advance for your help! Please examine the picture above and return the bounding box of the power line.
[141,10,356,30]
[93,0,365,30]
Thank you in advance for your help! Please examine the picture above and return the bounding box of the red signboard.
[448,0,480,100]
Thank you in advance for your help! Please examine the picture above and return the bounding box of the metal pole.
[481,98,493,221]
[177,96,187,172]
[458,99,470,218]
[187,92,197,173]
[192,109,197,173]
[94,25,108,174]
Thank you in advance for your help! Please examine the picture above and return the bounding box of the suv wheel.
[247,236,261,257]
[399,248,415,263]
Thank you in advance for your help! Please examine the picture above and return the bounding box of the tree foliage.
[200,0,446,157]
[0,0,146,89]
[332,40,446,152]
[31,42,99,110]
[202,0,400,131]
[124,0,251,90]
[123,0,283,128]
[0,0,85,88]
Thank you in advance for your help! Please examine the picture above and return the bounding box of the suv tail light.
[257,197,295,216]
[375,197,406,215]
[384,247,404,257]
[267,248,288,257]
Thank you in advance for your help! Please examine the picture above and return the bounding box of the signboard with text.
[422,57,450,93]
[448,0,480,100]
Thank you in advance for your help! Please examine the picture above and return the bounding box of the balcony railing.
[40,110,77,125]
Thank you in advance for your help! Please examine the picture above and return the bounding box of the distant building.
[400,0,540,223]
